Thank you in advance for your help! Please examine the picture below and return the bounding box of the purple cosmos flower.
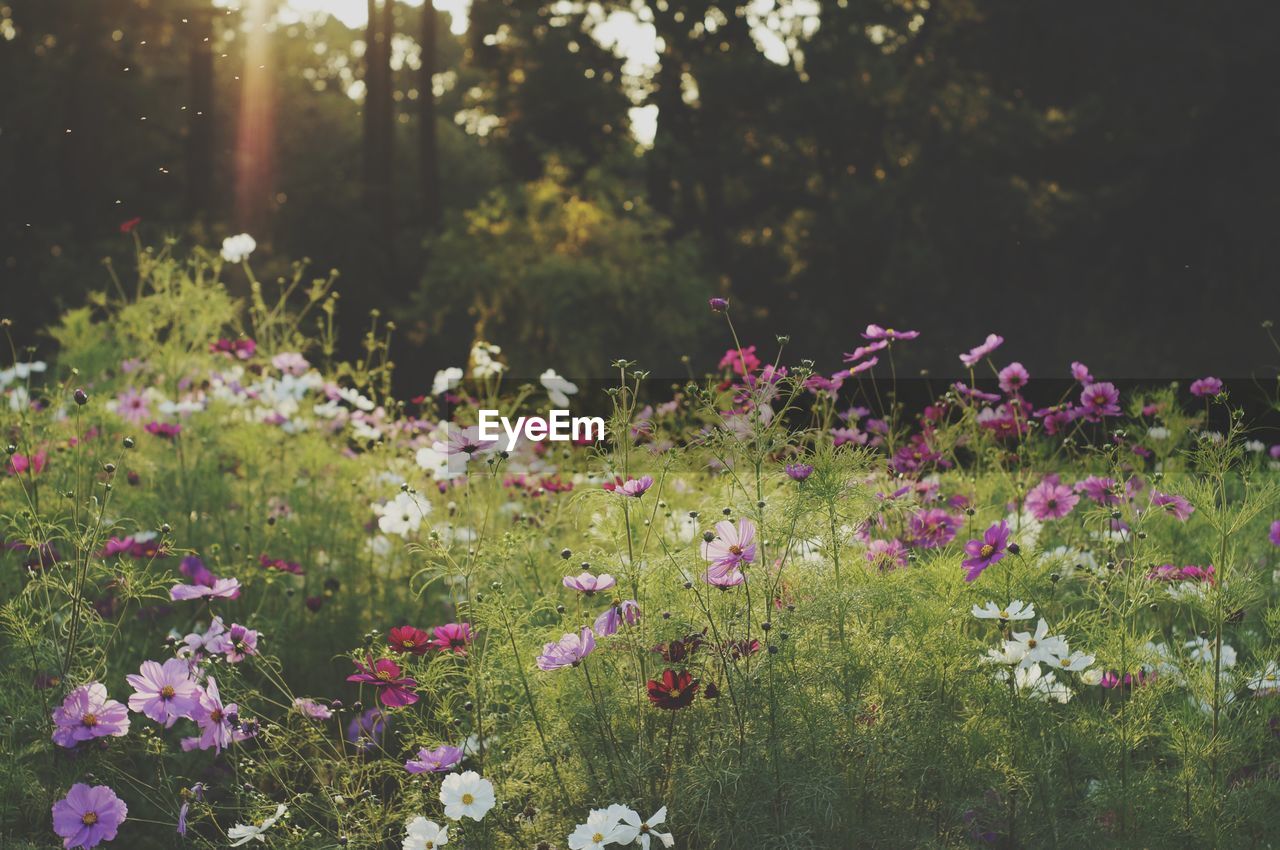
[444,426,499,458]
[953,382,1001,403]
[536,627,596,671]
[346,657,419,708]
[170,556,241,601]
[703,567,746,588]
[845,356,878,376]
[708,297,729,312]
[1150,490,1195,521]
[593,600,641,636]
[271,352,310,375]
[1080,382,1121,419]
[144,421,181,439]
[1076,475,1119,505]
[785,463,814,481]
[188,678,238,752]
[405,744,465,774]
[562,571,616,595]
[1271,520,1280,547]
[52,683,130,748]
[997,362,1029,395]
[908,508,960,549]
[617,475,654,497]
[292,698,333,720]
[861,324,919,342]
[1189,376,1223,398]
[224,623,260,662]
[179,616,231,660]
[1025,479,1079,521]
[843,340,889,363]
[1070,361,1093,384]
[961,521,1010,583]
[125,659,198,728]
[345,708,386,753]
[960,334,1004,368]
[52,784,127,849]
[866,538,909,571]
[701,518,757,578]
[113,388,151,423]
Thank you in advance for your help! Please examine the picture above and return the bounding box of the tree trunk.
[419,1,440,230]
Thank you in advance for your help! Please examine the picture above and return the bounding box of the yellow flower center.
[669,688,681,698]
[461,793,474,805]
[377,669,393,681]
[593,834,604,843]
[998,610,1009,619]
[1027,639,1037,649]
[403,639,416,648]
[160,686,176,699]
[81,713,98,727]
[82,812,99,826]
[980,544,995,558]
[210,709,223,723]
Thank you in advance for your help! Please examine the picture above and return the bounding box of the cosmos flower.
[960,334,1004,368]
[1025,479,1079,521]
[865,538,909,571]
[785,463,814,481]
[431,623,473,655]
[568,806,640,849]
[220,233,257,263]
[1075,475,1119,505]
[708,297,729,312]
[227,803,286,846]
[1271,520,1280,547]
[540,369,579,407]
[346,708,386,752]
[404,816,449,850]
[7,451,48,476]
[593,600,641,636]
[291,698,333,720]
[125,659,199,728]
[224,623,260,662]
[52,784,127,849]
[615,475,654,497]
[647,669,699,710]
[563,571,617,595]
[347,658,419,708]
[52,683,130,748]
[373,491,432,538]
[536,628,596,671]
[405,744,465,774]
[908,508,960,549]
[1007,619,1070,668]
[843,340,888,363]
[271,352,310,376]
[431,366,464,396]
[618,806,675,850]
[439,771,496,821]
[188,677,239,753]
[961,521,1010,582]
[1079,382,1121,420]
[862,324,919,342]
[997,362,1029,394]
[701,518,756,577]
[1150,490,1194,521]
[1189,376,1223,397]
[972,600,1035,621]
[389,625,433,655]
[1070,361,1093,384]
[112,388,151,423]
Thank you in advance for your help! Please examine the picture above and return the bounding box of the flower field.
[4,240,1280,849]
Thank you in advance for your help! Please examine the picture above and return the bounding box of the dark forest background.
[2,0,1279,392]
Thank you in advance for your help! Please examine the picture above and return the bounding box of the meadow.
[3,237,1280,849]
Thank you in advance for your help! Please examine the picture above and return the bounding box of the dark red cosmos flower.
[388,625,432,655]
[653,632,705,663]
[259,554,304,575]
[725,638,761,660]
[647,669,699,710]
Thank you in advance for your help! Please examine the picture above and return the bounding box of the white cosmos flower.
[1147,426,1170,440]
[1051,650,1096,673]
[1247,661,1280,695]
[1007,619,1069,668]
[971,600,1035,621]
[1245,439,1265,453]
[373,491,432,538]
[982,642,1026,666]
[227,803,286,846]
[432,367,464,396]
[1184,636,1236,668]
[568,806,639,849]
[618,805,675,849]
[220,233,257,263]
[403,816,449,850]
[1013,664,1073,703]
[540,369,579,408]
[470,342,505,379]
[439,771,495,821]
[336,386,376,412]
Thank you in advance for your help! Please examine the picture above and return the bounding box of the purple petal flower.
[960,334,1004,368]
[861,324,919,342]
[52,684,130,748]
[562,571,616,595]
[997,362,1029,395]
[1189,376,1223,398]
[1150,490,1194,521]
[405,744,465,774]
[536,628,596,671]
[52,783,127,849]
[1079,382,1121,420]
[708,297,729,312]
[125,659,199,728]
[961,521,1010,583]
[785,463,814,481]
[701,518,757,578]
[1025,479,1079,521]
[593,600,641,636]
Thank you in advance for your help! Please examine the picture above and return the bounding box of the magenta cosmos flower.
[536,627,596,671]
[125,659,199,728]
[1079,382,1121,419]
[997,362,1030,395]
[785,463,814,481]
[405,744,465,774]
[1076,475,1119,505]
[961,521,1010,582]
[865,538,909,571]
[188,677,240,752]
[1271,520,1280,547]
[1070,361,1093,384]
[862,324,919,342]
[347,657,419,708]
[1189,376,1223,397]
[1151,490,1195,521]
[52,683,130,748]
[908,508,960,549]
[563,571,616,595]
[52,784,127,849]
[445,425,498,458]
[170,555,241,601]
[431,622,473,655]
[959,333,1004,368]
[1025,479,1079,521]
[701,518,757,578]
[617,475,654,497]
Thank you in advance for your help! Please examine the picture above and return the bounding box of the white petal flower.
[220,233,257,263]
[373,491,432,538]
[540,369,579,408]
[227,803,286,846]
[618,805,675,849]
[403,816,449,850]
[439,771,495,822]
[971,600,1035,621]
[568,806,637,849]
[432,367,464,396]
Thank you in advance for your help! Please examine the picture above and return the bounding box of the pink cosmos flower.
[405,744,465,774]
[52,683,130,748]
[617,475,654,497]
[113,388,151,423]
[1150,490,1195,522]
[785,463,814,481]
[292,698,334,720]
[961,521,1010,583]
[431,622,473,655]
[188,677,238,752]
[210,338,256,360]
[701,518,757,578]
[1070,361,1093,384]
[960,334,1004,368]
[997,362,1030,394]
[347,657,419,708]
[125,659,199,728]
[719,345,761,375]
[1076,475,1119,505]
[563,571,616,595]
[52,783,127,849]
[444,425,499,458]
[703,567,746,588]
[862,324,919,342]
[144,421,181,439]
[7,451,47,476]
[1025,479,1079,521]
[1079,382,1121,420]
[866,538,909,571]
[536,627,596,671]
[170,556,241,601]
[1189,376,1223,397]
[224,623,260,662]
[953,382,1001,403]
[843,340,888,363]
[844,356,878,376]
[593,600,641,636]
[908,508,960,549]
[271,352,310,375]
